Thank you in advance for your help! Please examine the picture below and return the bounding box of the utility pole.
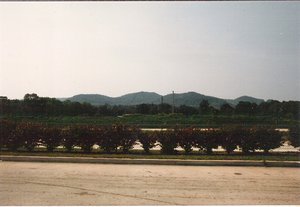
[172,91,175,114]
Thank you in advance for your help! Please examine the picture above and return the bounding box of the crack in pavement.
[19,180,181,205]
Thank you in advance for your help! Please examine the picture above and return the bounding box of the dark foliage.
[220,127,245,154]
[0,94,299,120]
[254,128,283,153]
[199,129,220,154]
[41,126,62,152]
[178,127,195,154]
[0,120,16,150]
[156,129,178,155]
[117,125,138,154]
[239,128,257,153]
[14,122,42,151]
[0,120,293,154]
[100,126,120,153]
[289,126,300,148]
[138,131,157,153]
[61,127,77,152]
[73,125,98,153]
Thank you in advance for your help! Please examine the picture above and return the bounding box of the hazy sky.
[0,2,299,101]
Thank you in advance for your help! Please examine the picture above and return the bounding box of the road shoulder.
[1,155,299,167]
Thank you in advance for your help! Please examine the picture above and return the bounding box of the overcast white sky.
[0,2,299,101]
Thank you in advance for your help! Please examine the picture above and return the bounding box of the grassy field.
[1,150,299,161]
[3,114,299,128]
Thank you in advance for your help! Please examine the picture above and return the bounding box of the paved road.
[0,162,299,205]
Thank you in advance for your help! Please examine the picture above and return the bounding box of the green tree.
[199,100,210,114]
[235,101,257,116]
[220,103,234,115]
[158,103,172,114]
[136,104,151,114]
[178,105,198,116]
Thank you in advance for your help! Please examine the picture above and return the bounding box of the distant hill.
[63,92,161,106]
[61,91,265,108]
[226,96,264,106]
[65,94,113,105]
[114,91,161,105]
[162,92,227,108]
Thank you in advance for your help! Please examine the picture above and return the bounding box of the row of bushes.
[151,127,298,154]
[0,120,299,154]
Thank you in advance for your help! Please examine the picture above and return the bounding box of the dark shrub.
[178,127,195,154]
[255,128,283,153]
[118,125,138,154]
[200,129,220,154]
[193,129,204,152]
[239,128,258,153]
[157,129,178,155]
[220,127,241,154]
[100,125,120,153]
[289,126,300,148]
[74,125,98,153]
[13,122,42,152]
[0,120,16,150]
[138,130,157,153]
[41,126,62,152]
[61,127,77,152]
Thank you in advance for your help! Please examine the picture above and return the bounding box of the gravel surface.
[0,162,299,205]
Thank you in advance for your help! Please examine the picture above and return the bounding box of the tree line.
[1,120,299,154]
[0,93,299,119]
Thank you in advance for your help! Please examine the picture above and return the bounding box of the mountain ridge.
[60,91,265,108]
